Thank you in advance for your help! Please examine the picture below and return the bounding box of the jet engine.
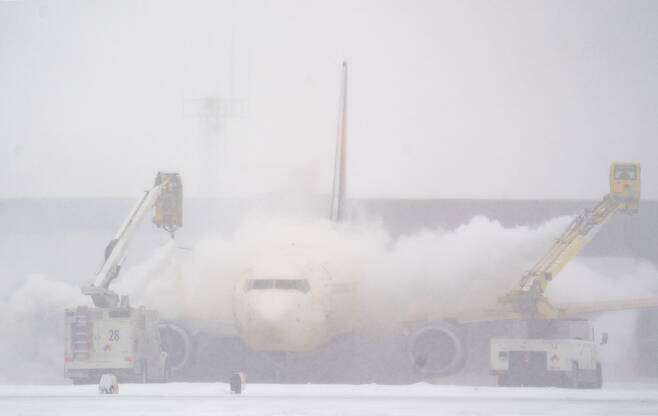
[159,323,192,373]
[407,322,466,376]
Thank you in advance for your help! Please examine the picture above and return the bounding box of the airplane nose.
[236,291,327,352]
[247,293,299,324]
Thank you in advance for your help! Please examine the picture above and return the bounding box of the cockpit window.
[244,279,310,293]
[251,279,274,290]
[275,279,310,292]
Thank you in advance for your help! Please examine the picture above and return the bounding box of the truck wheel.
[497,374,509,387]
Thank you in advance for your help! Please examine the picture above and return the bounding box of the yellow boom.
[500,163,641,318]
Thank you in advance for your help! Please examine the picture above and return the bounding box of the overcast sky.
[1,0,657,199]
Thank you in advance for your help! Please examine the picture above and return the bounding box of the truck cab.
[609,163,640,212]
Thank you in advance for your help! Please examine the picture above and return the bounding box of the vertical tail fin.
[330,61,348,222]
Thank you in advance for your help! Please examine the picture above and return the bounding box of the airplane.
[155,62,501,383]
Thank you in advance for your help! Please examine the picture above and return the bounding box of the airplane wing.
[449,297,658,323]
[554,298,658,317]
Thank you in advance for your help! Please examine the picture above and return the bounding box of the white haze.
[1,0,657,393]
[0,275,88,384]
[118,215,575,327]
[2,0,658,200]
[3,214,658,383]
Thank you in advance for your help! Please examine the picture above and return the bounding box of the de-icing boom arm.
[500,163,641,318]
[82,172,182,308]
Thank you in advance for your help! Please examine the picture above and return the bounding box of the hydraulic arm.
[500,163,641,318]
[82,172,183,308]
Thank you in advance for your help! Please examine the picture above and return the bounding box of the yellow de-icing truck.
[492,163,641,388]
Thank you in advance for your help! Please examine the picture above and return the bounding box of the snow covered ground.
[2,382,658,416]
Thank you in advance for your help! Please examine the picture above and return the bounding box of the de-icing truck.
[64,173,182,384]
